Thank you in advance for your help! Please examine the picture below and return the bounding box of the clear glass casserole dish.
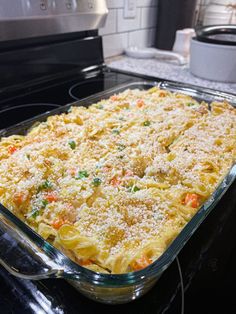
[0,81,235,304]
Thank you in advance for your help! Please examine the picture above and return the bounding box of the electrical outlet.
[124,0,136,19]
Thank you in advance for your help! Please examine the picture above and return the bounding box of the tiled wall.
[100,0,209,59]
[195,0,211,26]
[100,0,158,58]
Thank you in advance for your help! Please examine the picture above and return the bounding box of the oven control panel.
[23,0,99,16]
[0,0,104,17]
[0,0,108,41]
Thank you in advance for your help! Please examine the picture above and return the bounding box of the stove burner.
[69,78,127,101]
[0,103,60,129]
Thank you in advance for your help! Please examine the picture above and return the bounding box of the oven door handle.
[0,216,65,280]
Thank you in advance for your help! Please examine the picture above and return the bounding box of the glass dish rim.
[0,80,235,287]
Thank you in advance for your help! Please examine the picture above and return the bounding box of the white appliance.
[190,25,236,83]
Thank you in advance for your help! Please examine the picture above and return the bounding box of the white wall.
[195,0,211,26]
[100,0,158,58]
[100,0,208,59]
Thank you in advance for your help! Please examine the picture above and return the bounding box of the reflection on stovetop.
[0,70,138,106]
[0,70,141,129]
[0,260,181,314]
[68,76,130,101]
[0,103,60,129]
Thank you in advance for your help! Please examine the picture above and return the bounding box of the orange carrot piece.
[13,192,25,205]
[51,219,65,230]
[131,255,152,271]
[184,193,200,208]
[137,99,145,108]
[45,192,58,203]
[110,95,119,101]
[110,176,121,187]
[8,145,17,154]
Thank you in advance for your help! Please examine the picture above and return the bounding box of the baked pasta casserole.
[0,87,235,274]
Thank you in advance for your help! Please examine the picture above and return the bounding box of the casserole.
[0,81,235,304]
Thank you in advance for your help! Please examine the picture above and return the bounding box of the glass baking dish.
[0,81,235,304]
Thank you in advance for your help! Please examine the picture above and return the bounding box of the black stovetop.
[0,68,137,129]
[0,67,236,314]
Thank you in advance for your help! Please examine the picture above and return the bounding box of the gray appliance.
[0,0,108,41]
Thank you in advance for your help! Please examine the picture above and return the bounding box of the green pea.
[92,177,102,187]
[69,140,76,150]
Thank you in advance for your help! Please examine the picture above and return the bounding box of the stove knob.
[65,0,77,11]
[40,0,48,10]
[65,1,72,10]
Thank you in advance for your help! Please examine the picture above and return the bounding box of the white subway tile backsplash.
[117,8,141,32]
[128,28,155,47]
[106,0,124,9]
[101,0,203,58]
[141,7,157,28]
[101,0,159,58]
[137,0,157,7]
[195,0,211,25]
[102,33,129,58]
[99,9,117,35]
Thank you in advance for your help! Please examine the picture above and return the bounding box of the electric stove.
[0,30,236,314]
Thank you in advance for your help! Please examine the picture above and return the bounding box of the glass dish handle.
[158,81,236,104]
[0,216,64,280]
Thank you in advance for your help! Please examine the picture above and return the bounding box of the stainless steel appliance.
[0,0,107,41]
[0,1,235,313]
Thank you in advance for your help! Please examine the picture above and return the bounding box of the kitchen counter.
[107,56,236,95]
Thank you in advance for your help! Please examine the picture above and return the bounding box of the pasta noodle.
[0,87,235,274]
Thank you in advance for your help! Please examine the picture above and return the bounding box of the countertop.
[107,56,236,95]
